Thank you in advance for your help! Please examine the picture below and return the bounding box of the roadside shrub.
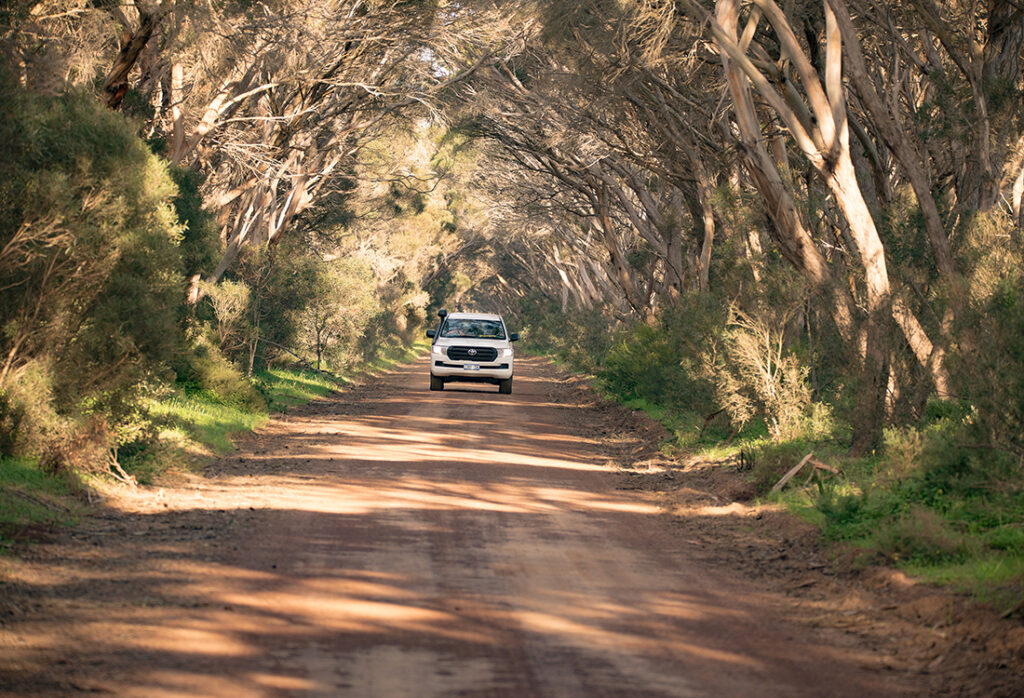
[0,361,67,459]
[876,427,926,486]
[178,334,265,409]
[168,165,219,285]
[0,359,121,473]
[906,424,1014,507]
[952,209,1024,455]
[714,304,829,441]
[875,506,973,565]
[0,391,23,458]
[816,483,902,549]
[0,80,190,459]
[201,280,251,353]
[38,416,113,476]
[599,297,721,414]
[333,260,396,365]
[515,293,613,373]
[953,280,1024,456]
[601,322,691,405]
[233,243,318,371]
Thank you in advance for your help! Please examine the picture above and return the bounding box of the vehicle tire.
[430,374,445,391]
[498,377,512,394]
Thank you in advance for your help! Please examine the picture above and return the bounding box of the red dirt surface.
[1,356,1021,696]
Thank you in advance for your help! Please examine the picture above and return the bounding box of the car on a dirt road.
[426,309,519,393]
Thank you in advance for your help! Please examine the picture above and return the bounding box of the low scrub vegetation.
[0,353,422,552]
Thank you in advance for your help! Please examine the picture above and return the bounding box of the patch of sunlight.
[131,625,254,656]
[149,394,267,454]
[672,502,766,518]
[249,673,323,691]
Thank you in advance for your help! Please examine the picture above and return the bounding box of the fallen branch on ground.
[1002,598,1024,619]
[771,453,814,493]
[771,453,840,493]
[699,408,726,437]
[106,450,137,487]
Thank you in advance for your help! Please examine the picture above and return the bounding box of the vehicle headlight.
[502,348,513,358]
[432,345,445,356]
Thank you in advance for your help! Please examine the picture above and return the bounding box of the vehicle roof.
[445,312,504,321]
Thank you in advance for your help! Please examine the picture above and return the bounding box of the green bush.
[875,506,973,565]
[954,280,1024,456]
[167,165,219,283]
[814,412,1024,580]
[600,298,722,414]
[0,79,194,463]
[0,361,67,459]
[602,322,685,403]
[177,333,265,409]
[231,242,320,371]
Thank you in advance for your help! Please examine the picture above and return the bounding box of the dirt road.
[2,356,915,696]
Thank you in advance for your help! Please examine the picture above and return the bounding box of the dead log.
[774,453,840,492]
[771,452,814,493]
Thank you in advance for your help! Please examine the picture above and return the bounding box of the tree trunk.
[712,0,953,443]
[830,152,893,452]
[102,6,167,110]
[827,0,956,279]
[685,150,717,293]
[713,0,857,344]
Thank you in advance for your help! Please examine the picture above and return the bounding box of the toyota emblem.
[468,348,477,356]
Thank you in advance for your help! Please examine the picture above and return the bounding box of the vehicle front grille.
[435,361,509,369]
[447,346,498,362]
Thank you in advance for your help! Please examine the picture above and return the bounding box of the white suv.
[426,309,519,393]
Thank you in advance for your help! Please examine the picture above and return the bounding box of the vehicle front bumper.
[431,359,513,381]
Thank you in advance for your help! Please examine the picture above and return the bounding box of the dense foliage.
[0,79,191,465]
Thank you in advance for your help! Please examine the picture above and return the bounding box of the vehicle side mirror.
[438,308,448,318]
[426,329,436,338]
[509,332,519,342]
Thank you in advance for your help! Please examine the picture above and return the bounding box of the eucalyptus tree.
[154,1,505,293]
[465,146,629,315]
[678,0,1024,443]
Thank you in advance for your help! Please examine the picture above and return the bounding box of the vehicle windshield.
[440,318,506,339]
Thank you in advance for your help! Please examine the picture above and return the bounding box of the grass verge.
[0,458,83,552]
[728,430,1023,613]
